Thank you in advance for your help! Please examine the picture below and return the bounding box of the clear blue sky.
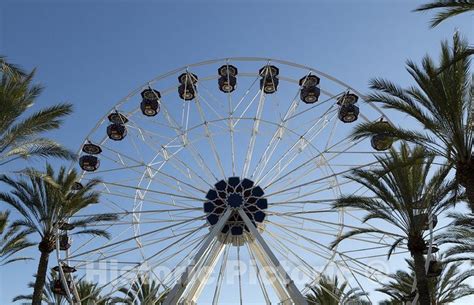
[0,0,472,304]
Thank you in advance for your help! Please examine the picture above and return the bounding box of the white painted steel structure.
[55,58,423,304]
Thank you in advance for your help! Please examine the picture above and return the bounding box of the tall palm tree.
[112,274,168,305]
[331,143,459,305]
[0,56,74,169]
[0,210,34,265]
[378,259,474,304]
[306,274,369,305]
[352,34,474,212]
[14,271,108,305]
[0,164,118,305]
[437,213,474,263]
[13,271,67,305]
[415,0,474,28]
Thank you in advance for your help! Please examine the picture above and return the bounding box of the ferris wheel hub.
[204,177,267,245]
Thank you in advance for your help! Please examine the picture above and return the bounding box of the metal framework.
[53,58,425,305]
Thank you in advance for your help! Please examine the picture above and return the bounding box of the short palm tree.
[0,164,118,305]
[75,279,108,305]
[14,271,108,305]
[0,210,34,265]
[378,258,474,304]
[0,56,74,169]
[352,34,474,212]
[306,274,369,305]
[415,0,474,28]
[331,143,459,305]
[437,213,474,263]
[112,274,168,305]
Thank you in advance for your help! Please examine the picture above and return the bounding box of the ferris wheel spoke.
[272,220,398,281]
[195,86,226,121]
[272,213,402,240]
[83,153,204,205]
[232,90,261,128]
[264,159,379,198]
[193,93,227,179]
[242,87,266,178]
[96,189,201,210]
[264,229,321,279]
[266,221,335,258]
[160,229,213,288]
[124,119,213,190]
[97,142,207,196]
[90,179,207,202]
[266,178,353,206]
[66,215,205,260]
[249,72,306,181]
[82,225,206,298]
[71,220,205,271]
[335,255,384,305]
[159,100,219,183]
[262,134,366,192]
[126,116,177,142]
[256,105,338,187]
[270,220,396,248]
[71,225,203,270]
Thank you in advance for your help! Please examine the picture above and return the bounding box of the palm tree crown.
[378,258,474,304]
[0,57,74,169]
[306,274,369,305]
[14,271,108,305]
[0,210,34,266]
[415,0,474,28]
[112,274,168,305]
[352,33,474,212]
[0,164,118,305]
[437,213,474,263]
[332,143,459,305]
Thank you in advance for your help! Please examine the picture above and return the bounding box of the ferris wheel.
[53,57,408,305]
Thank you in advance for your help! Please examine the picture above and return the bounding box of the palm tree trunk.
[32,250,49,305]
[457,159,474,213]
[464,177,474,213]
[413,252,431,305]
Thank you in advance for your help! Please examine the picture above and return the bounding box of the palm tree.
[437,213,474,263]
[415,0,474,28]
[331,143,459,305]
[75,279,108,305]
[0,210,34,265]
[0,164,118,305]
[351,33,474,212]
[14,271,108,305]
[378,259,474,304]
[306,274,369,305]
[0,56,25,76]
[0,56,74,169]
[112,274,168,305]
[14,271,67,305]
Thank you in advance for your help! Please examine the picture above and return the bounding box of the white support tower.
[163,207,308,305]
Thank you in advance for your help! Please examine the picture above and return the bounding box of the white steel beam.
[247,238,291,302]
[163,208,232,305]
[238,209,308,305]
[185,239,226,303]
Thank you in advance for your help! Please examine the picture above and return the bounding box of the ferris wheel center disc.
[203,177,267,243]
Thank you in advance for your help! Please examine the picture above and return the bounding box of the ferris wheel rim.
[57,57,411,305]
